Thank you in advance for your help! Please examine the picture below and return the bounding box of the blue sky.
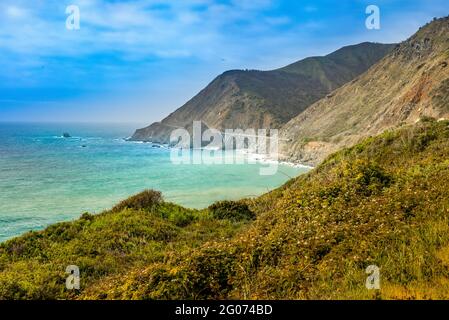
[0,0,447,123]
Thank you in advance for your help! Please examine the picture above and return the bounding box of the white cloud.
[0,0,282,61]
[5,5,28,19]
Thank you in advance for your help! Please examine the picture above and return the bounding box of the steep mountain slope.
[2,120,449,299]
[131,43,394,143]
[280,16,449,165]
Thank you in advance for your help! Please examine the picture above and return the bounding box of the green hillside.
[2,119,449,300]
[280,42,394,89]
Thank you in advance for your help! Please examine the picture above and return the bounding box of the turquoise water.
[0,123,309,242]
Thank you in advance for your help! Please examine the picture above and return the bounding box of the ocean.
[0,122,309,242]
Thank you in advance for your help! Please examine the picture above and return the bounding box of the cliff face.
[131,43,395,143]
[280,17,449,165]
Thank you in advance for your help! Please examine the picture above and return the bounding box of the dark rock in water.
[62,133,71,138]
[81,145,87,148]
[152,144,162,148]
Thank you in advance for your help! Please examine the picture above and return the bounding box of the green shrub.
[412,131,438,152]
[80,212,94,222]
[158,203,198,227]
[419,116,437,123]
[208,201,255,221]
[112,190,162,212]
[352,160,392,193]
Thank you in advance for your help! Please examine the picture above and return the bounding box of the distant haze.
[0,0,448,123]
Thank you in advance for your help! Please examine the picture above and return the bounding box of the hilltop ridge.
[280,16,449,165]
[131,42,394,144]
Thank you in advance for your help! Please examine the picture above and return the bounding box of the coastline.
[131,138,315,170]
[0,126,308,242]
